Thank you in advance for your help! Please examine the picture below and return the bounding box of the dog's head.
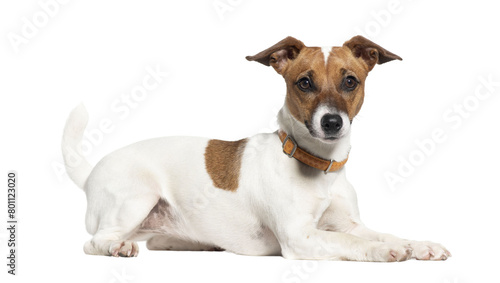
[246,36,401,143]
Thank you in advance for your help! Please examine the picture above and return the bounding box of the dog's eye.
[342,76,358,91]
[297,78,312,91]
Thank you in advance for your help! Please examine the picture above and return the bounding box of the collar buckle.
[282,134,297,158]
[324,159,335,174]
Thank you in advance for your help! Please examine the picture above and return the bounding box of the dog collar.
[278,130,348,173]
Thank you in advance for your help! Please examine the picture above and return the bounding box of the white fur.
[321,46,332,66]
[62,103,93,189]
[277,104,350,162]
[310,104,351,143]
[62,103,449,261]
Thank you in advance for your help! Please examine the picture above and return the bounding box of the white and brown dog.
[62,36,450,261]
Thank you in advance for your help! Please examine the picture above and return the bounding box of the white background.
[1,0,499,282]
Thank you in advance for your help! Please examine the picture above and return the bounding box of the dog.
[62,35,450,261]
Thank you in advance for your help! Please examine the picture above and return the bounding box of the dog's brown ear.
[246,36,305,74]
[343,35,402,71]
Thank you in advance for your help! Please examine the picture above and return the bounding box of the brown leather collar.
[278,130,348,173]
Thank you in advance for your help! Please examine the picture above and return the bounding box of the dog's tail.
[61,104,93,190]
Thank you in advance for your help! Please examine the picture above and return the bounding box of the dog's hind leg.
[83,193,160,257]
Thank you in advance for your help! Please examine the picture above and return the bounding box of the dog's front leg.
[321,170,451,261]
[348,224,451,261]
[277,223,412,262]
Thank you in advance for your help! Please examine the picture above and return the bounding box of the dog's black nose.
[321,114,343,135]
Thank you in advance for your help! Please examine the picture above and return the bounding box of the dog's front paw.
[370,242,413,262]
[109,241,139,257]
[409,241,451,260]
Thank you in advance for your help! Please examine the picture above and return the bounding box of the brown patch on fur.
[204,138,248,192]
[284,46,370,122]
[247,36,401,123]
[245,36,305,74]
[343,35,402,70]
[283,47,325,123]
[328,47,369,119]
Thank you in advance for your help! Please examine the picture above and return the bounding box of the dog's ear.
[246,36,305,74]
[343,35,402,71]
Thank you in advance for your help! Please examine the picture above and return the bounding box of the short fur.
[62,36,450,261]
[205,138,248,191]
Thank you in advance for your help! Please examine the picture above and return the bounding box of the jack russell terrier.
[62,35,450,261]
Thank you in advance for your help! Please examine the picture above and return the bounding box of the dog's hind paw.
[109,241,139,257]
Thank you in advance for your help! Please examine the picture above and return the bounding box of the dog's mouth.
[320,136,340,144]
